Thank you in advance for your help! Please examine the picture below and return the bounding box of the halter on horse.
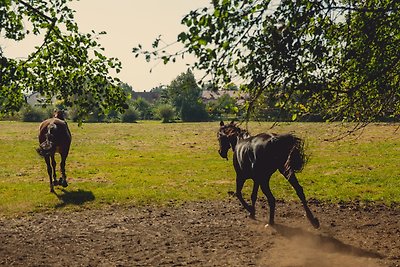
[217,121,319,228]
[37,110,72,192]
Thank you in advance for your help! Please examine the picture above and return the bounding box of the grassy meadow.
[0,121,399,217]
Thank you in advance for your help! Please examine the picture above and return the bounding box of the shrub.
[106,110,121,123]
[20,105,47,122]
[86,110,106,122]
[0,112,21,121]
[121,108,139,123]
[67,107,108,123]
[180,102,209,122]
[157,104,175,123]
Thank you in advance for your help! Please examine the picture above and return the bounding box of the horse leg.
[286,173,320,228]
[235,175,253,216]
[45,156,54,192]
[259,176,276,226]
[249,181,259,219]
[59,153,68,187]
[50,155,58,186]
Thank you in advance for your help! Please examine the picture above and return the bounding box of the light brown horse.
[37,110,72,192]
[217,121,319,228]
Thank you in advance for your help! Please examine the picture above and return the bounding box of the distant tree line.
[3,66,398,123]
[1,70,241,123]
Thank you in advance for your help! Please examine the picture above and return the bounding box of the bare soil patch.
[0,199,399,267]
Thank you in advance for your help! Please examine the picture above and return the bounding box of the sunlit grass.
[0,121,399,217]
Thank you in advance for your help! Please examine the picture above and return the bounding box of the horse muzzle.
[218,150,228,161]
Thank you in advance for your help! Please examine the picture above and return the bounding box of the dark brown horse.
[37,110,71,192]
[217,121,319,228]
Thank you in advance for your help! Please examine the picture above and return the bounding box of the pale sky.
[1,0,210,91]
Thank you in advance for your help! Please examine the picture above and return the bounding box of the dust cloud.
[258,223,383,267]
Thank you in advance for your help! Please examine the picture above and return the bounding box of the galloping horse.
[217,121,319,228]
[37,110,71,192]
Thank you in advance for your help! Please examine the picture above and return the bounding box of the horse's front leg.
[286,173,319,229]
[259,175,275,226]
[45,156,54,192]
[235,175,253,216]
[59,153,68,188]
[249,180,259,219]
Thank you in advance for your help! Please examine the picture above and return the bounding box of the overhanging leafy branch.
[1,0,128,119]
[133,0,399,124]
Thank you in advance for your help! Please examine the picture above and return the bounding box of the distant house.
[25,92,56,106]
[131,91,160,103]
[201,90,248,105]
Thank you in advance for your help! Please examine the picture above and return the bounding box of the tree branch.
[17,0,58,66]
[329,6,399,13]
[17,0,55,22]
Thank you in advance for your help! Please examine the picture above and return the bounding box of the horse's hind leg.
[259,176,276,226]
[45,156,54,192]
[286,173,319,228]
[50,155,58,186]
[59,153,68,187]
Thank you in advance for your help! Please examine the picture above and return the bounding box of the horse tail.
[283,134,307,176]
[36,123,57,157]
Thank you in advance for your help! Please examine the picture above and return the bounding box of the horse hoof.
[265,220,275,228]
[60,179,68,187]
[311,217,320,229]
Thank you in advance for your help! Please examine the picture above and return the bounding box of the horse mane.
[221,122,250,139]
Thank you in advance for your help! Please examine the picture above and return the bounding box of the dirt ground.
[0,198,399,267]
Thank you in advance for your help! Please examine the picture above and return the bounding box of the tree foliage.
[206,93,239,120]
[132,97,152,120]
[1,0,128,119]
[134,0,399,124]
[167,70,208,121]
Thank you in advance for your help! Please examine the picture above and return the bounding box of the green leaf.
[177,32,187,42]
[198,39,208,46]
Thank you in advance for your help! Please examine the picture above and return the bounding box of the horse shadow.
[272,223,384,259]
[53,189,95,208]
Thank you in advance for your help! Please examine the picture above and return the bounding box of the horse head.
[217,121,249,160]
[54,110,65,120]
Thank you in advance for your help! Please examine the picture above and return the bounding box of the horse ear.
[230,120,235,125]
[220,121,224,126]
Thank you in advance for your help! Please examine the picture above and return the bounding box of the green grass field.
[0,121,399,217]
